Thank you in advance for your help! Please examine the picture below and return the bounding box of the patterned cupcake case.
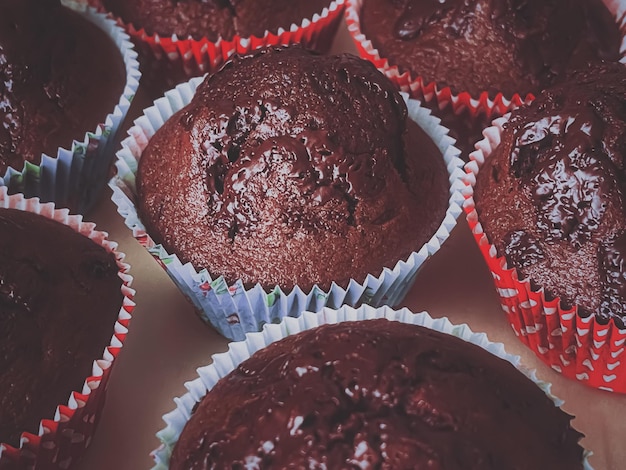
[0,189,135,469]
[344,0,626,120]
[463,116,626,393]
[95,0,346,92]
[151,305,593,470]
[0,5,141,215]
[110,75,465,341]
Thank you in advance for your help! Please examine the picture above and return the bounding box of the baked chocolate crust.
[171,319,584,469]
[102,0,331,41]
[361,0,621,97]
[474,64,626,327]
[137,46,449,291]
[0,0,126,174]
[0,208,123,447]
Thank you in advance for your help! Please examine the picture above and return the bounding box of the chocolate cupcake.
[111,46,464,340]
[94,0,346,97]
[464,63,626,392]
[0,189,134,468]
[0,0,140,213]
[153,306,589,469]
[345,0,625,143]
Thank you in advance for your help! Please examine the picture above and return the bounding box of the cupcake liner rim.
[110,74,465,341]
[150,305,593,470]
[344,0,626,116]
[462,114,626,393]
[0,4,141,214]
[0,188,136,468]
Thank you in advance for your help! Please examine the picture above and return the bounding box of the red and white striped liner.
[345,0,626,119]
[95,0,346,86]
[462,117,626,393]
[0,188,135,468]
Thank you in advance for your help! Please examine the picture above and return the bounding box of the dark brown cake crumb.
[101,0,331,41]
[137,46,449,291]
[361,0,622,98]
[474,63,626,327]
[0,209,123,447]
[171,319,585,469]
[0,0,126,173]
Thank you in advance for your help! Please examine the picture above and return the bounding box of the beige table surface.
[73,15,626,470]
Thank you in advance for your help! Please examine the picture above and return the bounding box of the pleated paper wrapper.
[0,5,141,215]
[110,76,465,341]
[463,116,626,393]
[0,189,135,469]
[151,305,593,470]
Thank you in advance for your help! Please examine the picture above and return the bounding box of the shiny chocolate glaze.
[137,47,449,291]
[0,208,123,447]
[361,0,621,97]
[0,0,125,174]
[475,64,626,327]
[171,319,584,469]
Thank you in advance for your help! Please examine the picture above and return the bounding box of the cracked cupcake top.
[361,0,621,97]
[170,319,584,469]
[137,46,449,290]
[475,63,626,327]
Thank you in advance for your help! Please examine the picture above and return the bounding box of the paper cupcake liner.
[0,5,141,215]
[0,188,135,469]
[151,304,593,470]
[95,0,345,94]
[462,116,626,393]
[345,0,626,119]
[110,76,464,341]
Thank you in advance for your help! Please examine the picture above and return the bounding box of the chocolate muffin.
[137,46,449,291]
[0,208,124,448]
[359,0,622,98]
[474,63,626,328]
[0,0,126,175]
[101,0,333,41]
[170,319,585,469]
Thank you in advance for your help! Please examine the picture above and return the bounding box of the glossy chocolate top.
[0,0,125,174]
[101,0,331,41]
[0,208,123,447]
[475,64,626,327]
[137,46,449,290]
[171,319,585,469]
[361,0,621,97]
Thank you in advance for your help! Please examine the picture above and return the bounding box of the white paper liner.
[0,188,135,469]
[0,5,141,214]
[151,305,593,470]
[111,75,464,340]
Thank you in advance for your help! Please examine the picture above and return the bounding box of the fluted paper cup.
[151,305,592,470]
[110,74,464,341]
[0,5,141,215]
[0,188,135,469]
[94,0,345,96]
[344,0,626,126]
[463,116,626,393]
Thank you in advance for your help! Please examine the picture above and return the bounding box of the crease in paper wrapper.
[111,76,465,341]
[97,0,346,88]
[0,188,136,469]
[344,0,626,118]
[150,305,593,470]
[462,115,626,394]
[0,5,141,214]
